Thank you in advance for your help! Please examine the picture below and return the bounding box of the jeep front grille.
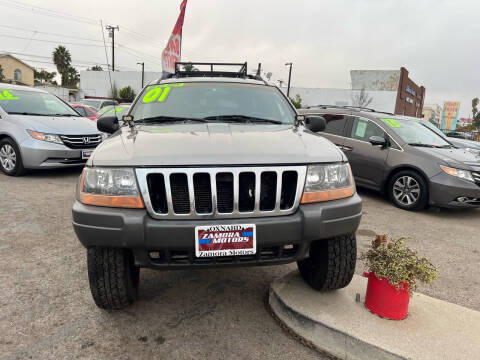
[60,134,102,149]
[136,166,307,219]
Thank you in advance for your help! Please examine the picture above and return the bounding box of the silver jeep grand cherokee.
[72,63,362,309]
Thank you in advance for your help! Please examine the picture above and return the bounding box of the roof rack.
[159,62,267,83]
[305,104,394,115]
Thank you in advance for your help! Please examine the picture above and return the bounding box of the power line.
[0,24,104,43]
[0,33,108,47]
[0,0,99,26]
[6,51,109,66]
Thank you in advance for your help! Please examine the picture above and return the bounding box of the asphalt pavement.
[0,168,478,359]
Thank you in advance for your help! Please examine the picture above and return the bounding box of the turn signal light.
[301,186,355,204]
[80,193,145,209]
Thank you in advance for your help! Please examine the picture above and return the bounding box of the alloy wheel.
[0,144,17,172]
[393,176,420,206]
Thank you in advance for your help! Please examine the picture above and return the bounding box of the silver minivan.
[0,84,103,176]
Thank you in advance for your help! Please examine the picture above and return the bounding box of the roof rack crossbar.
[174,62,248,77]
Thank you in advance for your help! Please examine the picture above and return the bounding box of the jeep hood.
[91,123,345,166]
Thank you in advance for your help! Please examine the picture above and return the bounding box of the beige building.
[422,104,442,127]
[0,53,34,86]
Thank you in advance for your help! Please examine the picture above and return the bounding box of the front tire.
[87,247,140,310]
[297,234,356,291]
[388,170,428,211]
[0,138,26,176]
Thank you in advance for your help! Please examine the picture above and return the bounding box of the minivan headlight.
[27,130,63,144]
[440,165,475,182]
[80,167,144,208]
[301,163,355,203]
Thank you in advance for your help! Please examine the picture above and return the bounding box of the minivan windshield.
[382,117,451,147]
[0,88,79,117]
[130,82,296,124]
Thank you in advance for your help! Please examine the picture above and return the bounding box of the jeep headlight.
[79,167,144,208]
[301,163,355,203]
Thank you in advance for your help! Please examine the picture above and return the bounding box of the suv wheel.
[297,234,356,291]
[0,138,26,176]
[388,170,428,211]
[87,247,140,310]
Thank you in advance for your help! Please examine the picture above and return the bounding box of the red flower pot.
[363,272,409,320]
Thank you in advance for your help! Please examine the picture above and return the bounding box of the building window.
[14,69,22,81]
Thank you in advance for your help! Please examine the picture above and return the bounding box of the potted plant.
[360,235,438,320]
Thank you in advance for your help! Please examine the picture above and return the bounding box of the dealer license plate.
[81,150,93,159]
[195,224,256,257]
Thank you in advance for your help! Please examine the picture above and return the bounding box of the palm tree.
[52,46,72,86]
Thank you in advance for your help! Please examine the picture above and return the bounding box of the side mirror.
[304,115,326,133]
[369,136,387,147]
[97,115,120,134]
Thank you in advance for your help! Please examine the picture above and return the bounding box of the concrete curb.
[269,271,480,360]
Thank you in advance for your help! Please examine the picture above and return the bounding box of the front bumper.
[19,138,93,169]
[429,172,480,208]
[72,194,362,269]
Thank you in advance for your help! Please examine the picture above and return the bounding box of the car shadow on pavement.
[356,187,479,218]
[25,166,84,178]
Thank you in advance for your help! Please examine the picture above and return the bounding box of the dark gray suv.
[300,106,480,210]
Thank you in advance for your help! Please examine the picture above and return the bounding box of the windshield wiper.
[51,113,80,117]
[408,143,445,148]
[8,112,46,116]
[203,114,284,124]
[135,116,207,124]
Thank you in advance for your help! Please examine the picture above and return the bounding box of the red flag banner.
[162,0,188,74]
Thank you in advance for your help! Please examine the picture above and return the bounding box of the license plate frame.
[81,150,93,160]
[195,224,256,258]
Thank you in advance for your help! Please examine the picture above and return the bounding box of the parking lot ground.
[1,169,479,359]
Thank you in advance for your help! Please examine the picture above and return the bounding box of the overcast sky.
[1,0,479,117]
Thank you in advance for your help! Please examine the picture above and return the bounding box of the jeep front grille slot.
[136,166,307,219]
[170,173,190,214]
[147,174,168,214]
[260,171,277,211]
[216,173,234,213]
[238,172,255,212]
[193,173,212,213]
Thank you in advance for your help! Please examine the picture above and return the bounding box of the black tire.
[388,170,428,211]
[87,247,140,310]
[297,234,356,291]
[0,138,26,176]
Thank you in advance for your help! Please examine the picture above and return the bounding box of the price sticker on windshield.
[141,83,184,103]
[381,118,401,128]
[0,89,19,101]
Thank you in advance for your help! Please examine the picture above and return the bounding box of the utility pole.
[106,25,119,71]
[285,62,293,98]
[137,62,145,88]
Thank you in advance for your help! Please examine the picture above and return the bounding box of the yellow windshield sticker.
[381,118,401,128]
[107,107,124,114]
[141,83,184,103]
[0,90,19,100]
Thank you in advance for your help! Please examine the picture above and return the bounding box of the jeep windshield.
[130,82,296,125]
[382,117,452,148]
[0,89,79,117]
